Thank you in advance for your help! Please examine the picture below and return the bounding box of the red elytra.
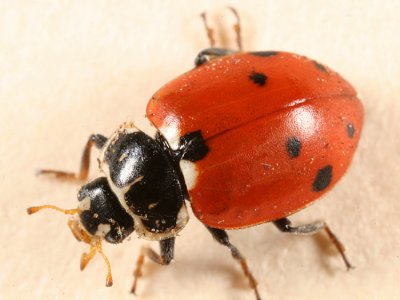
[147,51,363,229]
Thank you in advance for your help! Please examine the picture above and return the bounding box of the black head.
[78,177,134,243]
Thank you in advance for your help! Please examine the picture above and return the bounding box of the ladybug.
[28,8,363,300]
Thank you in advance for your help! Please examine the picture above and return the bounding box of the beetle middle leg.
[206,226,261,300]
[38,134,107,180]
[273,217,354,270]
[131,237,175,294]
[200,11,216,48]
[227,6,243,51]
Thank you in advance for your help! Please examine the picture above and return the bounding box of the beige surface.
[1,1,399,300]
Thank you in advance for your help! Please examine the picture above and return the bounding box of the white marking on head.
[95,223,111,237]
[78,196,91,211]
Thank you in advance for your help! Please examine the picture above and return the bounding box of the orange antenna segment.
[27,205,79,215]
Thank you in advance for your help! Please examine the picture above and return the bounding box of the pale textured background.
[1,1,399,300]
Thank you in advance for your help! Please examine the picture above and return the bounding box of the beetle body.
[147,51,363,229]
[28,43,362,300]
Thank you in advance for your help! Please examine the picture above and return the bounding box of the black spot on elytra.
[347,123,355,138]
[286,137,301,158]
[249,71,267,86]
[312,165,333,192]
[313,61,328,73]
[250,51,279,57]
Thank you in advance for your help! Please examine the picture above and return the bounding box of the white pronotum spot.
[180,160,198,191]
[159,120,180,150]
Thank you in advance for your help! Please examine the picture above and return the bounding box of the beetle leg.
[206,226,261,300]
[199,8,242,59]
[38,134,107,180]
[273,217,354,270]
[200,11,216,48]
[196,8,243,66]
[227,7,243,51]
[131,237,175,294]
[194,48,237,67]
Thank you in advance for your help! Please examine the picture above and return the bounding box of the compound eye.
[104,232,119,243]
[105,229,126,244]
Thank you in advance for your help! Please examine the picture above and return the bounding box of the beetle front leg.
[206,226,261,300]
[38,134,107,181]
[131,237,175,294]
[273,217,354,270]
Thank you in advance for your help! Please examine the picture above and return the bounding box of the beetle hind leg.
[131,237,175,294]
[206,226,261,300]
[38,134,107,181]
[196,8,242,67]
[273,217,354,270]
[200,7,242,51]
[200,11,216,48]
[227,6,243,51]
